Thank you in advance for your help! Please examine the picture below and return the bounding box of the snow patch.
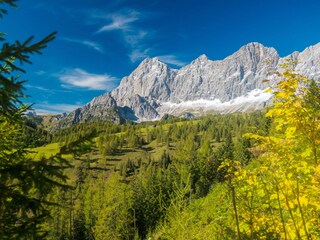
[158,89,272,116]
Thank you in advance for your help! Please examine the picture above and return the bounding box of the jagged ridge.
[61,42,320,125]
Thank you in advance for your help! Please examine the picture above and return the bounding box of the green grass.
[29,138,170,174]
[28,119,202,178]
[92,140,169,172]
[29,142,61,159]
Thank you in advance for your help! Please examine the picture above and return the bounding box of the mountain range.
[57,42,320,128]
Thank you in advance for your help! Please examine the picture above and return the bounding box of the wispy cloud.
[34,102,83,114]
[35,70,46,75]
[156,55,187,67]
[91,8,186,65]
[97,11,139,32]
[61,37,104,53]
[58,68,118,91]
[124,30,147,46]
[129,48,150,62]
[94,9,151,62]
[25,84,72,93]
[25,84,52,92]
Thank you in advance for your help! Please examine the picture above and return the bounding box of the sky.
[2,0,320,114]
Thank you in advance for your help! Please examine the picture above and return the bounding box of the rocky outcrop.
[58,93,123,128]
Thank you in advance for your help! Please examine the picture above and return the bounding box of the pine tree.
[0,1,68,239]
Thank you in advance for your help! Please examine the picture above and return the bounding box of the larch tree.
[231,61,320,239]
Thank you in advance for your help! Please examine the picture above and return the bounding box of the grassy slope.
[29,121,187,175]
[29,142,61,159]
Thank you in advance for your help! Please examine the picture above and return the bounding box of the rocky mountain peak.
[87,92,117,108]
[195,54,209,62]
[110,56,176,115]
[128,57,172,80]
[138,57,167,68]
[187,54,210,68]
[60,42,320,126]
[232,42,278,60]
[239,42,268,51]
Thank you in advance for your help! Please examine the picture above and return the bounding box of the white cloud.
[96,10,139,32]
[125,30,151,62]
[124,30,147,46]
[156,55,187,67]
[98,15,136,32]
[59,68,118,91]
[61,37,104,53]
[25,84,72,93]
[129,48,150,62]
[34,103,82,114]
[93,9,185,66]
[25,84,52,92]
[94,9,152,62]
[81,40,103,53]
[35,70,46,75]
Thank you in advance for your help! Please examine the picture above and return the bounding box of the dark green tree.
[0,1,68,239]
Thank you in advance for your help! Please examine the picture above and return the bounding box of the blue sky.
[2,0,320,114]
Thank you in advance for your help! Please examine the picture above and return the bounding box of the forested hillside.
[34,110,268,239]
[15,64,320,240]
[1,1,320,239]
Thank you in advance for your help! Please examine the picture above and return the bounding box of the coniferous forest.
[1,1,320,239]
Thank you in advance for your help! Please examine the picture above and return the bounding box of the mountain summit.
[61,42,320,126]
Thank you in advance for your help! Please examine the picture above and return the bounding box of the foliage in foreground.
[151,64,320,239]
[0,1,70,239]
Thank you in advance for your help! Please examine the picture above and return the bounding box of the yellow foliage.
[299,196,309,207]
[231,64,320,239]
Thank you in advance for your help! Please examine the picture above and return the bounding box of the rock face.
[58,93,123,128]
[284,43,320,79]
[64,42,320,124]
[111,57,176,104]
[169,43,279,103]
